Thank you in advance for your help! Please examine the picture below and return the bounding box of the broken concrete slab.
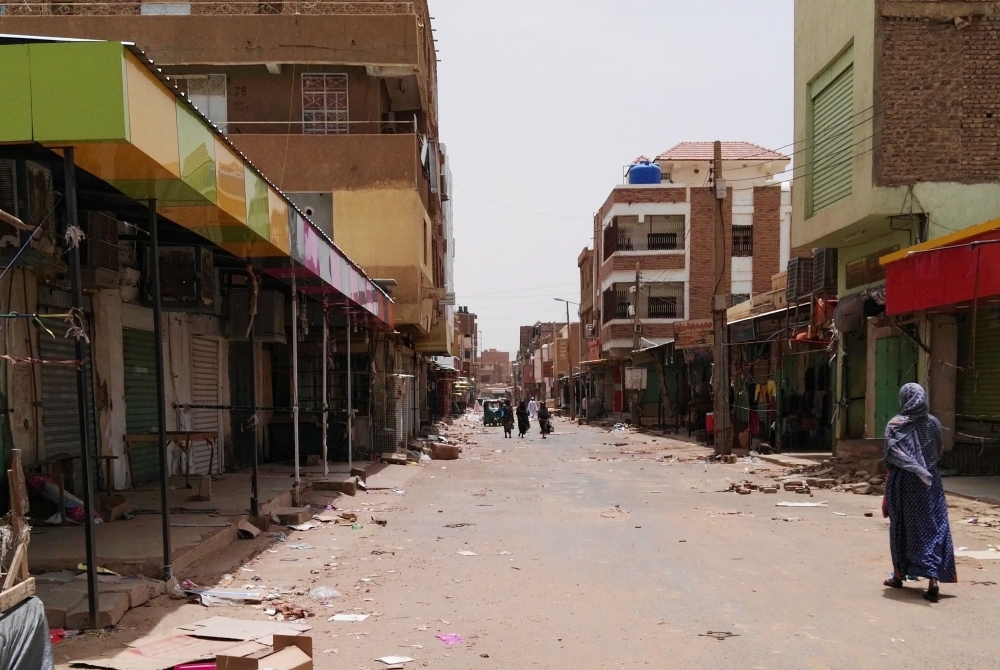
[272,507,312,525]
[41,585,86,629]
[35,571,76,585]
[65,591,129,629]
[312,478,357,496]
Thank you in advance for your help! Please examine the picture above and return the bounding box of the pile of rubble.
[772,457,886,496]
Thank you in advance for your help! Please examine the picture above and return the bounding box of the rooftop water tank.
[628,161,662,185]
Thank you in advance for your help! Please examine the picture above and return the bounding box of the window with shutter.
[809,46,854,215]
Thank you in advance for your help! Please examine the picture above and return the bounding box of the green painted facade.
[0,45,32,142]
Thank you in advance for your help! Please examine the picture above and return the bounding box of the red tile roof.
[655,142,788,162]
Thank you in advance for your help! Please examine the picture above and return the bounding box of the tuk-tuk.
[483,399,503,426]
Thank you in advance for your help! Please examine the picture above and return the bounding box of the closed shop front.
[38,311,98,495]
[951,309,1000,474]
[123,327,160,485]
[190,336,221,475]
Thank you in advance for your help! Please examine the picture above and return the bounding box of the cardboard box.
[98,494,131,522]
[217,635,312,670]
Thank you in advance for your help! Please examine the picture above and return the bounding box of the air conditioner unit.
[786,256,814,303]
[229,288,286,342]
[152,245,215,309]
[80,211,120,289]
[0,160,20,248]
[812,247,838,296]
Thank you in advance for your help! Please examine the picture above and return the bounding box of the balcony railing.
[602,282,685,323]
[602,214,685,260]
[0,0,414,15]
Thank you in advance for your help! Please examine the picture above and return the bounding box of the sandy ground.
[57,414,1000,670]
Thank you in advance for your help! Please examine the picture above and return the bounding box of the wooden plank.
[2,543,26,591]
[9,449,28,518]
[0,577,34,613]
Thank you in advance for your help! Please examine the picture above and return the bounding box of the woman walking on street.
[882,382,957,602]
[537,402,551,439]
[516,400,531,438]
[501,400,514,439]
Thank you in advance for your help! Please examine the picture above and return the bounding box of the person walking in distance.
[516,400,531,439]
[528,397,538,420]
[882,383,957,602]
[537,402,551,439]
[501,399,514,439]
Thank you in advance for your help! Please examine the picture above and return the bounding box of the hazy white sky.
[434,0,794,355]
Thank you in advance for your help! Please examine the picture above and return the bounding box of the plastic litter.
[329,613,369,622]
[456,550,477,556]
[377,656,414,665]
[435,633,464,645]
[309,586,342,601]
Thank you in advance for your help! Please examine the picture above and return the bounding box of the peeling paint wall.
[92,288,127,488]
[0,270,42,465]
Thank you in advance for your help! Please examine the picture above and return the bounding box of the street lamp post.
[554,298,579,420]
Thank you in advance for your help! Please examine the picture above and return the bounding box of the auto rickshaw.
[483,399,502,426]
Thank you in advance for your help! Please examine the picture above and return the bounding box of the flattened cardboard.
[71,634,240,670]
[216,635,312,670]
[179,616,310,642]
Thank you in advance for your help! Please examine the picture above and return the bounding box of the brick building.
[480,348,511,386]
[579,143,791,416]
[455,306,478,381]
[794,1,1000,470]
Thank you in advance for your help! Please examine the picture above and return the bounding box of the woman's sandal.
[923,585,940,602]
[884,577,904,588]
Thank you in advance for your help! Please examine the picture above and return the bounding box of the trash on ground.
[287,543,315,550]
[308,586,342,601]
[444,523,475,528]
[288,522,320,531]
[699,631,740,641]
[372,517,388,527]
[456,550,478,556]
[330,613,369,622]
[194,588,264,607]
[377,655,414,665]
[771,516,801,522]
[436,633,464,645]
[775,501,828,507]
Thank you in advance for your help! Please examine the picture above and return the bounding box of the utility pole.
[711,140,732,456]
[631,261,642,426]
[562,299,573,419]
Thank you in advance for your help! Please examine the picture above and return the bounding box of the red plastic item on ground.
[50,629,65,645]
[705,412,715,434]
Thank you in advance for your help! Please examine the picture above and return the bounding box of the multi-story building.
[515,322,561,403]
[0,0,452,358]
[582,143,790,417]
[455,306,478,382]
[479,349,511,386]
[794,1,1000,470]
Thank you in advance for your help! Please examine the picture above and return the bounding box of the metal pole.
[64,148,99,628]
[565,300,573,419]
[321,304,329,477]
[346,305,353,471]
[148,198,173,579]
[290,281,300,490]
[249,310,259,516]
[711,140,732,456]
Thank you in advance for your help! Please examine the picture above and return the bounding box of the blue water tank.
[628,161,662,185]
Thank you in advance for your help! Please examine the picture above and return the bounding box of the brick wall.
[752,185,782,294]
[688,187,731,321]
[598,254,685,285]
[876,12,1000,185]
[596,187,687,228]
[601,322,676,342]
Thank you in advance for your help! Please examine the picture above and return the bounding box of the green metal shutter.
[874,336,918,438]
[811,63,853,213]
[958,312,1000,419]
[123,328,160,485]
[39,333,98,495]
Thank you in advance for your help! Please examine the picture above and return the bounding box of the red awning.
[883,226,1000,315]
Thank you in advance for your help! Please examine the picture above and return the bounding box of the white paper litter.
[330,614,370,622]
[775,501,828,507]
[457,550,478,556]
[955,548,1000,560]
[377,655,414,664]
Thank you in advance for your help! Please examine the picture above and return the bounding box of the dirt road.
[58,416,1000,669]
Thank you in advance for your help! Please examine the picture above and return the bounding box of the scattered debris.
[377,655,415,665]
[372,517,388,527]
[308,586,341,601]
[330,613,370,622]
[955,548,1000,560]
[771,516,801,522]
[436,633,464,645]
[699,631,739,641]
[775,501,828,507]
[456,550,478,556]
[444,523,475,528]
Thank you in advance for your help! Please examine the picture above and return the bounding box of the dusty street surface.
[59,416,1000,670]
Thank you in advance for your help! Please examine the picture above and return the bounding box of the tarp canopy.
[881,216,1000,315]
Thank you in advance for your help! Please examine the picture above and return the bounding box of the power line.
[458,281,579,298]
